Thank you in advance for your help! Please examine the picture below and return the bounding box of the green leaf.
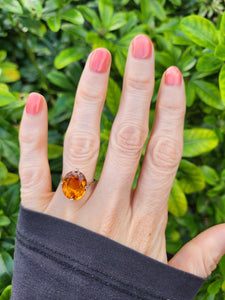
[140,0,150,22]
[0,285,11,300]
[183,129,219,157]
[196,53,222,72]
[200,294,215,300]
[0,62,20,83]
[0,87,17,107]
[0,139,19,167]
[172,31,194,46]
[185,81,195,107]
[47,71,74,90]
[179,55,196,72]
[0,119,18,139]
[46,15,61,32]
[200,166,219,186]
[168,179,187,217]
[60,9,84,25]
[0,69,20,83]
[219,255,225,278]
[147,0,166,21]
[20,0,42,17]
[95,162,104,181]
[219,64,225,106]
[0,252,13,290]
[109,12,127,31]
[0,215,10,226]
[0,162,8,181]
[48,144,63,159]
[61,24,87,39]
[193,80,225,110]
[0,173,19,186]
[115,49,126,76]
[207,279,222,295]
[98,0,114,29]
[106,78,121,116]
[179,159,205,194]
[181,15,218,49]
[169,0,181,5]
[155,51,175,68]
[0,0,23,14]
[215,44,225,60]
[0,51,6,62]
[222,280,225,292]
[77,5,101,29]
[19,16,46,37]
[0,84,8,91]
[54,46,87,69]
[2,184,20,215]
[220,12,225,44]
[86,32,113,50]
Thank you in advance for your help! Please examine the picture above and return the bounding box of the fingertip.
[26,92,45,115]
[89,48,111,73]
[164,66,183,86]
[131,34,153,59]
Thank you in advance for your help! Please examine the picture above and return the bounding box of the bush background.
[0,0,225,298]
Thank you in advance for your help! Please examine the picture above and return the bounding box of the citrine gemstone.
[62,170,87,201]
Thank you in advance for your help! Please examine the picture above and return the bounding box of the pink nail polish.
[89,48,111,73]
[165,66,182,86]
[26,93,43,115]
[132,35,152,59]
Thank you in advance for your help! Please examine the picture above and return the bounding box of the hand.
[19,34,225,278]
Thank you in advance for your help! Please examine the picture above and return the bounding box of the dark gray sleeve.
[11,204,206,300]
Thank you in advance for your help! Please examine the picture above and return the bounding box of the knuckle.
[158,102,186,120]
[19,129,42,150]
[112,124,148,157]
[78,83,104,104]
[149,137,182,171]
[126,74,151,96]
[65,132,99,163]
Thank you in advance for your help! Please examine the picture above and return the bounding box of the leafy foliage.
[0,0,225,298]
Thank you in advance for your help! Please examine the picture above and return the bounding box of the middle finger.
[97,34,154,201]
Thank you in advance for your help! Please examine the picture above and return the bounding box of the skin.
[19,34,225,279]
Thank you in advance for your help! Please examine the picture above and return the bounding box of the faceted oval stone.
[62,170,87,201]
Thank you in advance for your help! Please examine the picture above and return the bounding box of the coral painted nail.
[26,93,43,115]
[165,66,182,86]
[132,35,152,59]
[89,48,111,73]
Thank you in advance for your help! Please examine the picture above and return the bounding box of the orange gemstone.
[62,170,87,201]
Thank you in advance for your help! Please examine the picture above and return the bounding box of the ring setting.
[61,169,91,201]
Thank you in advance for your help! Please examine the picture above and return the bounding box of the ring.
[61,169,94,201]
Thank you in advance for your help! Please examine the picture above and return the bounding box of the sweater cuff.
[15,204,206,299]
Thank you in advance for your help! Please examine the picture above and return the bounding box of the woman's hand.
[18,34,225,278]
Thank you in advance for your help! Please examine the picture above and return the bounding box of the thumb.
[168,224,225,278]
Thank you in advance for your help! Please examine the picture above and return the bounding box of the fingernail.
[26,93,43,115]
[165,66,182,86]
[89,48,111,73]
[132,34,152,59]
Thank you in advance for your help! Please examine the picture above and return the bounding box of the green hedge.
[0,0,225,298]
